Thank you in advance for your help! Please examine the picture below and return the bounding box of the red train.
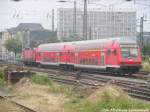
[22,38,142,75]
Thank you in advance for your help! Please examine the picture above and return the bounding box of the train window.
[107,49,111,55]
[101,54,105,65]
[60,52,62,56]
[121,47,138,58]
[95,60,98,65]
[88,58,91,65]
[38,52,41,56]
[83,59,86,64]
[90,59,92,64]
[130,48,138,57]
[70,52,74,56]
[68,50,70,54]
[75,53,78,64]
[114,49,117,55]
[80,59,84,64]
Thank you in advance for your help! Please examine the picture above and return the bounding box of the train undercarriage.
[23,60,141,76]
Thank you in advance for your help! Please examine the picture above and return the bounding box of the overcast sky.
[0,0,150,32]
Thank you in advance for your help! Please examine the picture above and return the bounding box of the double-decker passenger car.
[22,37,142,75]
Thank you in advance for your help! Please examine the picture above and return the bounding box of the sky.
[0,0,150,32]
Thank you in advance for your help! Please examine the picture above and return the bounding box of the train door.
[59,45,75,65]
[100,52,105,66]
[67,50,75,64]
[106,48,118,66]
[59,48,68,64]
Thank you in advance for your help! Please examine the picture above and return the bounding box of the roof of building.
[17,23,44,31]
[7,23,44,34]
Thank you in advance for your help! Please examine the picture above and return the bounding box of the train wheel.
[128,73,133,76]
[118,70,124,76]
[37,64,42,68]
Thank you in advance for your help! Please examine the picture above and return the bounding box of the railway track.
[0,61,149,80]
[28,67,150,101]
[0,62,150,101]
[0,94,37,112]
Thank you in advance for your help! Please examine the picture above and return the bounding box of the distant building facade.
[57,8,136,40]
[0,23,58,53]
[7,23,44,48]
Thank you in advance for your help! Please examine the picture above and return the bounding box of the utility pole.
[140,16,144,54]
[83,0,87,40]
[27,31,30,48]
[89,26,92,40]
[52,9,54,32]
[74,0,76,34]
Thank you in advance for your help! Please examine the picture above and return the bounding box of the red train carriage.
[73,38,141,74]
[22,48,37,65]
[37,43,62,66]
[22,37,142,75]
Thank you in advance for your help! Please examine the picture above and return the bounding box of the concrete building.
[57,8,136,40]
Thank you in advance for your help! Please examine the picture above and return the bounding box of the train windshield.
[121,47,138,58]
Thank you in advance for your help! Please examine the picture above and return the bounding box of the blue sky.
[0,0,150,32]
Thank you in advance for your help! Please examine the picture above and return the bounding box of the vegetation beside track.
[66,85,150,112]
[0,67,5,85]
[29,73,150,112]
[142,56,150,72]
[0,69,150,112]
[31,74,52,86]
[0,99,25,112]
[31,74,73,94]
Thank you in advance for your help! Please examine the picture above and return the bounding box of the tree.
[143,45,150,55]
[61,33,83,42]
[3,37,22,55]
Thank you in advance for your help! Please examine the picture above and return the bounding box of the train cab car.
[104,37,141,75]
[73,37,141,75]
[118,39,142,75]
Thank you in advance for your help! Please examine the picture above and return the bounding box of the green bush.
[31,74,52,86]
[0,78,5,85]
[0,68,4,79]
[0,68,5,85]
[142,56,150,71]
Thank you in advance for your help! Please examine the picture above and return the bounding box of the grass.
[65,85,150,112]
[48,83,73,95]
[142,56,150,72]
[30,74,52,86]
[0,99,25,112]
[29,73,150,112]
[0,67,5,85]
[66,92,150,112]
[30,73,73,94]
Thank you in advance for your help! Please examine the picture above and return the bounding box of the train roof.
[38,37,137,51]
